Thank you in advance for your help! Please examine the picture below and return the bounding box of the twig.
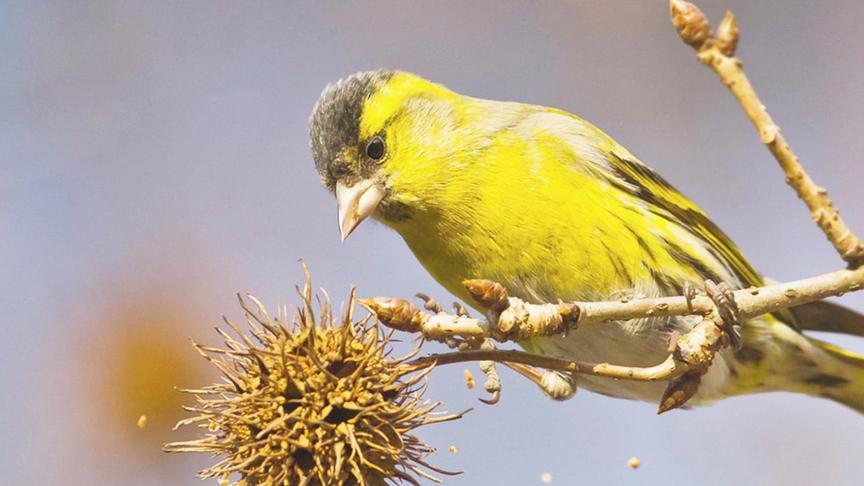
[406,315,726,413]
[364,266,864,343]
[671,0,864,267]
[407,315,722,380]
[409,349,681,380]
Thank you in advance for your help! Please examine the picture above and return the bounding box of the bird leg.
[704,280,742,349]
[683,281,697,313]
[458,280,577,400]
[658,279,740,412]
[477,339,502,405]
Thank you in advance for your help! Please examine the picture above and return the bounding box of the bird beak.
[336,179,385,241]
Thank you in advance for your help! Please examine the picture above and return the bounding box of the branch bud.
[462,279,510,312]
[361,297,423,333]
[716,10,739,56]
[670,0,712,50]
[657,372,702,414]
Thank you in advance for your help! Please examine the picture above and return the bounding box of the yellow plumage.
[310,70,864,411]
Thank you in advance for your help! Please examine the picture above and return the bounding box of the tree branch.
[364,266,864,344]
[671,0,864,267]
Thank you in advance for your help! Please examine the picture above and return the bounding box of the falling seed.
[628,457,641,469]
[448,445,458,453]
[540,472,553,483]
[137,415,147,429]
[464,369,475,389]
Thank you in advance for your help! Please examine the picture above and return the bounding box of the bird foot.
[501,363,576,400]
[704,279,742,349]
[539,370,577,401]
[683,280,741,349]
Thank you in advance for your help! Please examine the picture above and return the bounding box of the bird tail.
[799,336,864,413]
[729,317,864,414]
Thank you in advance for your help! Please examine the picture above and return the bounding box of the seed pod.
[165,274,463,485]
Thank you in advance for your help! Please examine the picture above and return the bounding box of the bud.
[670,0,712,50]
[462,279,509,312]
[361,296,423,332]
[657,372,702,413]
[716,10,739,56]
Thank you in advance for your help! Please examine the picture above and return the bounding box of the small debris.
[464,369,475,390]
[628,457,640,470]
[666,330,681,352]
[540,472,553,483]
[137,415,147,429]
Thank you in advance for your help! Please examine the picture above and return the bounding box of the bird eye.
[365,136,385,161]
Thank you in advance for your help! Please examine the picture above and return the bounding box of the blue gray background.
[3,1,864,485]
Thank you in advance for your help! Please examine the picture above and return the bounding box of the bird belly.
[523,314,734,404]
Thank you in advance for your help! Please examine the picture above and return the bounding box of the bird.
[309,70,864,412]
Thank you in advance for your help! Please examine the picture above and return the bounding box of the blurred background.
[3,1,864,484]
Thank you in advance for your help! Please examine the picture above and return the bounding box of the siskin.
[310,70,864,411]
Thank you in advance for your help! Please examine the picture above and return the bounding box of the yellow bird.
[310,70,864,411]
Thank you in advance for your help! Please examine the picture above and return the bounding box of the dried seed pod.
[165,273,463,485]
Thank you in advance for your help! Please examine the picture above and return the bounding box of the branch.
[407,314,723,382]
[364,267,864,343]
[671,0,864,267]
[363,263,864,414]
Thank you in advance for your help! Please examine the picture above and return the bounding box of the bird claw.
[683,281,697,314]
[476,339,502,404]
[704,279,742,349]
[478,389,500,405]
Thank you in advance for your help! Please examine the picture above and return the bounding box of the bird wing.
[535,110,864,335]
[599,148,813,331]
[603,148,765,290]
[610,152,864,338]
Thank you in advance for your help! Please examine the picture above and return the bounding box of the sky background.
[3,1,864,485]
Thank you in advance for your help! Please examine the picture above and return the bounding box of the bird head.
[309,70,461,240]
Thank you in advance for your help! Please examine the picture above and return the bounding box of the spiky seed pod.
[164,271,463,485]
